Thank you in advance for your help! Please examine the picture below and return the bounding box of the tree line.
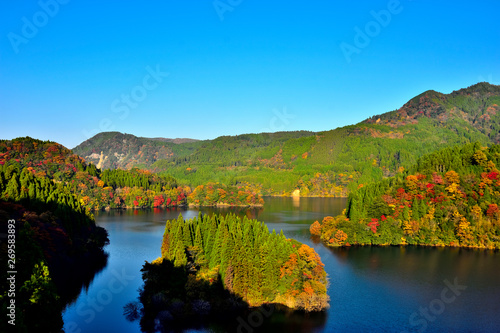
[311,142,500,249]
[135,213,328,329]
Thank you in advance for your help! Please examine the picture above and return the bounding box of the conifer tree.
[194,224,203,249]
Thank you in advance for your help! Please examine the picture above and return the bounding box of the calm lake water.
[62,197,500,333]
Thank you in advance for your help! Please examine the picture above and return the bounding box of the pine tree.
[5,174,21,201]
[182,222,193,247]
[173,241,187,267]
[194,224,203,249]
[209,226,224,269]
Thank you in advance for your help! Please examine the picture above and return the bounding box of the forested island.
[311,143,500,249]
[134,213,328,331]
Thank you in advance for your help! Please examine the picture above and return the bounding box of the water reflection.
[55,249,109,308]
[62,197,500,333]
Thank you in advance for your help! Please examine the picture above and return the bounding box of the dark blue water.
[62,197,500,332]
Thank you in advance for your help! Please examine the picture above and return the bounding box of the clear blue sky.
[1,0,499,148]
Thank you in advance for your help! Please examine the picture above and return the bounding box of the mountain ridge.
[73,82,500,195]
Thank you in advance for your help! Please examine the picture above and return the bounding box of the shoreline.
[317,238,500,251]
[94,202,264,211]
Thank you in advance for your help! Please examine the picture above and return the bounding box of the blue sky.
[1,0,499,148]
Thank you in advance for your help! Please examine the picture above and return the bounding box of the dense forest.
[0,138,263,210]
[134,213,328,330]
[74,82,500,196]
[311,142,500,249]
[0,164,108,332]
[188,182,265,207]
[0,138,264,331]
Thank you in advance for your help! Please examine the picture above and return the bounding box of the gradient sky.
[1,0,499,148]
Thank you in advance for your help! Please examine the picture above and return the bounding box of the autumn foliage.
[156,213,329,313]
[309,221,322,236]
[188,182,264,206]
[312,143,500,249]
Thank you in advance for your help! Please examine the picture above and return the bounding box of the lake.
[62,197,500,332]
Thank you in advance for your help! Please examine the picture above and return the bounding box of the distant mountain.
[73,132,204,169]
[148,137,200,144]
[73,82,500,196]
[73,131,316,171]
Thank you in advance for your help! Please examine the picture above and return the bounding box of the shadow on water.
[53,248,109,307]
[62,198,500,333]
[327,244,500,281]
[114,201,333,333]
[0,199,110,332]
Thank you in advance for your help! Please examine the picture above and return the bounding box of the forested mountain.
[73,132,203,170]
[0,137,190,210]
[0,137,263,211]
[311,142,500,249]
[73,83,500,196]
[0,139,109,332]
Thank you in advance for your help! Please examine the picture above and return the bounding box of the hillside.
[73,132,204,169]
[0,137,263,210]
[148,137,200,144]
[0,138,109,332]
[311,142,500,249]
[73,82,500,196]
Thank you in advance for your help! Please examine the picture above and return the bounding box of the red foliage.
[487,171,499,180]
[154,195,164,207]
[368,218,380,233]
[486,204,499,218]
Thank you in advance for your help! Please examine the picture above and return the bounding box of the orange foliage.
[303,281,314,296]
[334,229,348,245]
[309,221,322,236]
[487,204,499,219]
[280,253,298,278]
